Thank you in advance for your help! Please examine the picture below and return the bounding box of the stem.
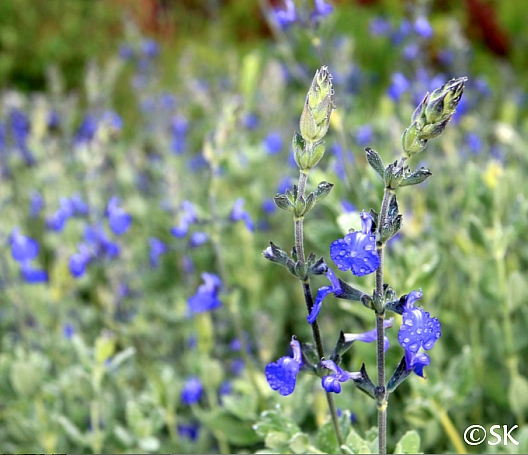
[295,171,344,449]
[375,187,393,455]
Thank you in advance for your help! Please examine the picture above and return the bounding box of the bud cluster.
[401,77,467,158]
[294,66,335,170]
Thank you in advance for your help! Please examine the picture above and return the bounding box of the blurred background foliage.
[1,0,528,453]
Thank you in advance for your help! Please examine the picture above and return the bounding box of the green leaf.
[345,428,371,454]
[57,415,88,446]
[315,420,338,454]
[254,406,300,440]
[10,360,42,397]
[196,407,260,446]
[289,432,311,454]
[508,374,528,418]
[394,430,421,454]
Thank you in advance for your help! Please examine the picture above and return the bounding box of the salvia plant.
[263,66,466,453]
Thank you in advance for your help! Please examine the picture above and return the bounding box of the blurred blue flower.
[344,319,393,352]
[263,131,283,155]
[20,262,48,283]
[29,191,44,218]
[466,132,482,154]
[331,143,353,180]
[261,199,276,215]
[178,423,200,441]
[47,110,60,130]
[308,267,342,324]
[387,72,410,101]
[391,19,412,45]
[183,255,195,275]
[369,17,392,36]
[70,193,89,216]
[405,350,430,378]
[69,244,92,278]
[106,197,131,235]
[101,111,123,133]
[142,38,159,58]
[171,201,197,237]
[398,290,441,354]
[230,198,254,232]
[219,380,232,397]
[10,228,39,262]
[10,109,35,165]
[402,43,420,61]
[414,17,433,39]
[320,359,360,394]
[231,358,245,376]
[272,0,297,29]
[118,44,134,60]
[311,0,333,21]
[63,323,75,339]
[181,377,203,405]
[340,200,356,213]
[265,337,302,396]
[171,115,189,154]
[330,211,380,276]
[75,114,98,144]
[188,273,222,313]
[190,232,209,248]
[84,224,120,259]
[242,112,259,130]
[149,237,167,268]
[355,124,373,146]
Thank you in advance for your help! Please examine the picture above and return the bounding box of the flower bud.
[401,122,428,158]
[299,66,334,144]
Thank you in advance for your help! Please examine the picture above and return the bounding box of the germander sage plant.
[263,67,466,453]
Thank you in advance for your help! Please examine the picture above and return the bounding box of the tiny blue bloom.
[10,228,39,262]
[190,232,209,248]
[263,132,283,155]
[369,17,392,36]
[355,124,373,146]
[405,349,430,378]
[181,376,203,405]
[343,319,394,352]
[320,359,360,394]
[107,197,131,235]
[171,201,197,237]
[20,261,48,283]
[69,244,92,278]
[178,423,200,441]
[311,0,333,21]
[230,198,254,232]
[265,337,302,396]
[273,0,297,29]
[414,17,433,39]
[149,237,167,267]
[29,191,44,217]
[188,273,222,313]
[142,38,159,58]
[398,290,441,353]
[330,211,380,276]
[387,72,410,101]
[307,267,342,324]
[63,323,75,339]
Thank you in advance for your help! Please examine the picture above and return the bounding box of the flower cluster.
[9,228,48,283]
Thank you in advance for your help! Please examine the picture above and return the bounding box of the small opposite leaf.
[394,430,421,454]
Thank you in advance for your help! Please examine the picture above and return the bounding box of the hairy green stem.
[375,187,393,455]
[295,171,344,450]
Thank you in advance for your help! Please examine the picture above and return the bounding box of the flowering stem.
[375,187,394,455]
[295,171,344,450]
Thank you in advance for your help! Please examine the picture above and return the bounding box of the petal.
[307,286,333,324]
[422,314,441,350]
[398,307,427,353]
[265,357,300,396]
[322,375,341,393]
[404,289,423,309]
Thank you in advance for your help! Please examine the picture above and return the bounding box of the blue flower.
[70,193,89,216]
[230,198,254,232]
[171,201,197,237]
[106,197,131,235]
[311,0,333,21]
[387,72,410,101]
[181,377,203,405]
[466,132,482,154]
[178,423,200,441]
[320,359,360,394]
[142,38,159,58]
[330,211,380,276]
[69,244,92,278]
[242,112,259,130]
[75,114,98,144]
[29,192,44,217]
[118,44,134,60]
[343,319,394,352]
[149,237,167,268]
[355,124,373,146]
[20,262,48,283]
[188,273,222,313]
[63,323,75,339]
[261,199,276,215]
[190,231,209,248]
[263,132,283,155]
[307,267,342,324]
[10,228,39,262]
[414,17,433,39]
[171,115,189,154]
[398,290,441,354]
[369,17,392,36]
[272,0,297,29]
[405,350,430,378]
[265,337,302,396]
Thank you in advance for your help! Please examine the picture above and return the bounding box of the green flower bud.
[426,77,467,123]
[402,122,428,158]
[299,66,334,144]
